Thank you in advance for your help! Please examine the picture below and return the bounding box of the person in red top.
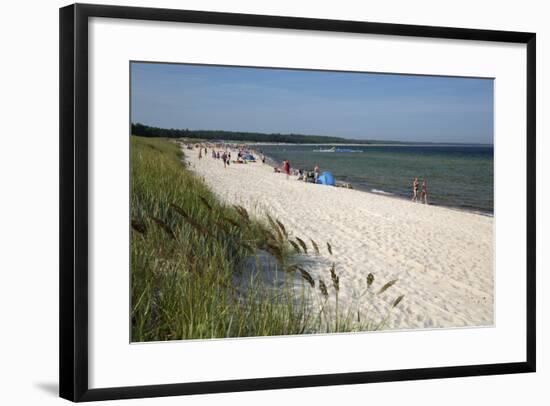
[282,160,290,180]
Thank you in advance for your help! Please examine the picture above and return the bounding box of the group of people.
[294,163,321,183]
[215,150,232,168]
[196,143,270,169]
[412,177,428,204]
[197,143,429,205]
[197,145,232,168]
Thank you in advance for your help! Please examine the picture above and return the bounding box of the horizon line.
[131,122,494,146]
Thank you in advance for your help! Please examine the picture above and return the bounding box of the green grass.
[131,136,404,341]
[131,136,313,341]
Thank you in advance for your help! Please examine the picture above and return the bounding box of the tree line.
[131,123,372,144]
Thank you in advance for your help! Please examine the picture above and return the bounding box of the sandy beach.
[183,146,494,331]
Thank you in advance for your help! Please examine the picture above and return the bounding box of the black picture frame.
[59,3,536,402]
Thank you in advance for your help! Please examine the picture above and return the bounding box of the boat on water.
[335,148,363,153]
[314,146,363,153]
[316,146,336,152]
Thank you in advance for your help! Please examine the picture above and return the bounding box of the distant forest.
[131,123,374,144]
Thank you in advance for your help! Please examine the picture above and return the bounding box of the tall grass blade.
[378,279,398,295]
[131,219,147,234]
[329,263,340,292]
[148,215,175,239]
[367,273,374,288]
[295,237,308,254]
[392,295,405,308]
[297,267,315,288]
[289,240,301,253]
[275,219,288,239]
[310,239,320,255]
[198,195,212,211]
[170,203,208,235]
[319,280,329,299]
[234,205,250,222]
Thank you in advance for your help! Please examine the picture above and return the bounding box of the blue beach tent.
[316,171,335,186]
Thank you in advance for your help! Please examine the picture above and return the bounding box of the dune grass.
[131,136,403,342]
[131,136,313,341]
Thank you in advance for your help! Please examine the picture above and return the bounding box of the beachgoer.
[283,160,290,180]
[421,179,428,204]
[412,177,419,202]
[198,149,202,159]
[222,152,227,168]
[314,164,320,183]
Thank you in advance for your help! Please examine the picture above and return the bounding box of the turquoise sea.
[257,144,494,214]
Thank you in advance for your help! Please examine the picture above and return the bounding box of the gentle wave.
[313,148,363,153]
[371,189,394,196]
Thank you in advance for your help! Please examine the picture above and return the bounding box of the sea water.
[257,144,494,214]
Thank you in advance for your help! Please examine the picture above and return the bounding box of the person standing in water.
[412,177,419,202]
[421,179,428,204]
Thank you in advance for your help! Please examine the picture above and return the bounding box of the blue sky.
[131,62,494,144]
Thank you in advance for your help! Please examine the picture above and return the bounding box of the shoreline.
[182,144,495,331]
[258,149,494,217]
[249,142,493,147]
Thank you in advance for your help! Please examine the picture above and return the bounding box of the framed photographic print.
[59,3,536,402]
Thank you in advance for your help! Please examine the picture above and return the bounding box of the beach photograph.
[130,62,494,342]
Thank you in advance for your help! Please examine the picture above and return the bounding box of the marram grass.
[131,136,404,341]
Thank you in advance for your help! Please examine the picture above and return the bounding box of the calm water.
[257,144,494,214]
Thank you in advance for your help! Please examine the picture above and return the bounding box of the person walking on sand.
[198,148,202,160]
[283,160,290,180]
[421,179,428,204]
[412,177,419,202]
[222,152,227,168]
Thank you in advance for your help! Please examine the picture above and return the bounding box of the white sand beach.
[183,146,494,331]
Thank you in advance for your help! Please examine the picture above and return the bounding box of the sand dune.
[183,146,494,331]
